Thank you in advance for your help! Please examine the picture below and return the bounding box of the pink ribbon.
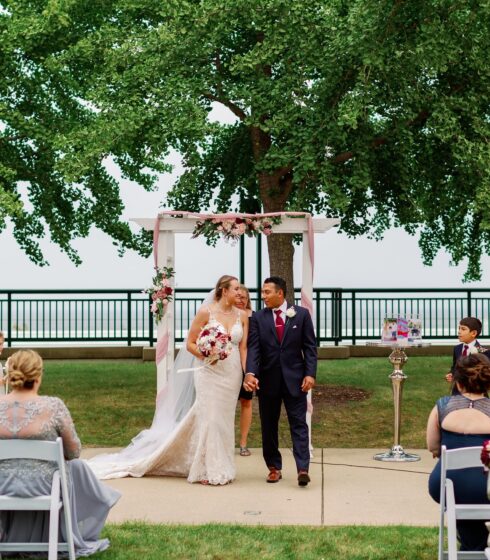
[301,288,314,316]
[155,331,169,365]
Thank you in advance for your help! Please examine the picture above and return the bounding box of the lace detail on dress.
[438,394,490,424]
[0,397,80,456]
[206,306,242,346]
[0,401,39,435]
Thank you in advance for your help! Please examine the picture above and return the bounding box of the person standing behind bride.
[88,275,248,486]
[235,285,254,456]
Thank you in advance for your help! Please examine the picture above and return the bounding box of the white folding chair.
[439,445,490,560]
[0,437,76,560]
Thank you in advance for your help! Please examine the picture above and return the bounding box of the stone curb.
[1,345,455,361]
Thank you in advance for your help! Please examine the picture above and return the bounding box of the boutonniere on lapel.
[470,345,488,355]
[285,306,296,319]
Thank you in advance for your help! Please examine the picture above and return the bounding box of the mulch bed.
[313,384,371,405]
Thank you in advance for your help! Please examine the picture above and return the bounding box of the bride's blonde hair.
[214,275,238,301]
[6,350,43,390]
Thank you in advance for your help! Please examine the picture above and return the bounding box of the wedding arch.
[133,211,340,446]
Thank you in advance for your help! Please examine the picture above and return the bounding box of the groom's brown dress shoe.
[267,468,282,483]
[297,470,310,487]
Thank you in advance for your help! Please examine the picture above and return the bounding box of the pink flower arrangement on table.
[144,266,175,323]
[197,325,233,365]
[192,216,282,245]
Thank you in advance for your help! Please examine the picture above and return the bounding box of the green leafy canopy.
[1,0,489,281]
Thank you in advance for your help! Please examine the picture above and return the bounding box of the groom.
[244,276,317,486]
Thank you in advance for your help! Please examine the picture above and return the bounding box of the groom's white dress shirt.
[273,301,288,323]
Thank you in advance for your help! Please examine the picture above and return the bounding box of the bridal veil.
[87,291,215,479]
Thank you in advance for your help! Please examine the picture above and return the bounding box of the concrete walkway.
[82,447,439,526]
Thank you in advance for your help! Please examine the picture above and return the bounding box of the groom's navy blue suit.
[246,304,317,472]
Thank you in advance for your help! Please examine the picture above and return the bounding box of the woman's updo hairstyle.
[453,353,490,394]
[6,350,43,390]
[214,275,238,301]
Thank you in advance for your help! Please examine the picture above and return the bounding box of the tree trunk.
[257,170,295,298]
[266,232,295,302]
[250,124,295,297]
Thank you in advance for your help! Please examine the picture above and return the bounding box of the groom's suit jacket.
[246,304,317,398]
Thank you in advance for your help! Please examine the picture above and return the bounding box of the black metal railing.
[1,288,489,346]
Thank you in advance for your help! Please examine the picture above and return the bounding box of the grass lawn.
[19,360,445,560]
[40,356,451,448]
[84,524,438,560]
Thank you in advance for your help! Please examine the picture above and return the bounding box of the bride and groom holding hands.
[88,275,317,487]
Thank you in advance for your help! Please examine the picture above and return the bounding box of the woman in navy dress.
[427,352,490,551]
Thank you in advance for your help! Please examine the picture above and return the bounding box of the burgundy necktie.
[462,344,469,357]
[274,309,285,343]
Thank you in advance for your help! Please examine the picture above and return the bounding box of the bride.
[87,275,248,485]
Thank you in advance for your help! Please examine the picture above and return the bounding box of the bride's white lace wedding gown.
[88,308,243,485]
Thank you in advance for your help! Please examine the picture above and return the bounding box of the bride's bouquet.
[197,326,233,365]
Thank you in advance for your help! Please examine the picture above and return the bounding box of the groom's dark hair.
[264,276,287,298]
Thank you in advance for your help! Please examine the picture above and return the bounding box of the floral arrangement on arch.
[145,266,175,323]
[192,215,282,245]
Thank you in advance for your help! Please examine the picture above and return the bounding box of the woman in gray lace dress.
[0,350,121,556]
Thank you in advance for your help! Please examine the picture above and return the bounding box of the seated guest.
[428,352,490,552]
[0,350,121,555]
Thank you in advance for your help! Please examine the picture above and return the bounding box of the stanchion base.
[374,445,420,462]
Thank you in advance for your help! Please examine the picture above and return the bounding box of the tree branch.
[331,109,430,164]
[202,92,247,121]
[202,49,248,122]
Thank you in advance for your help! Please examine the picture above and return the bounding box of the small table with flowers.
[367,341,431,462]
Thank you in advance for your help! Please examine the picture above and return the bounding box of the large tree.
[0,0,154,265]
[2,1,490,289]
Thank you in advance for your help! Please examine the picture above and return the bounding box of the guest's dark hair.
[264,276,287,298]
[453,353,490,394]
[214,275,238,301]
[459,317,482,336]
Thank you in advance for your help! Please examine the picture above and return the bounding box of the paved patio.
[83,447,439,526]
